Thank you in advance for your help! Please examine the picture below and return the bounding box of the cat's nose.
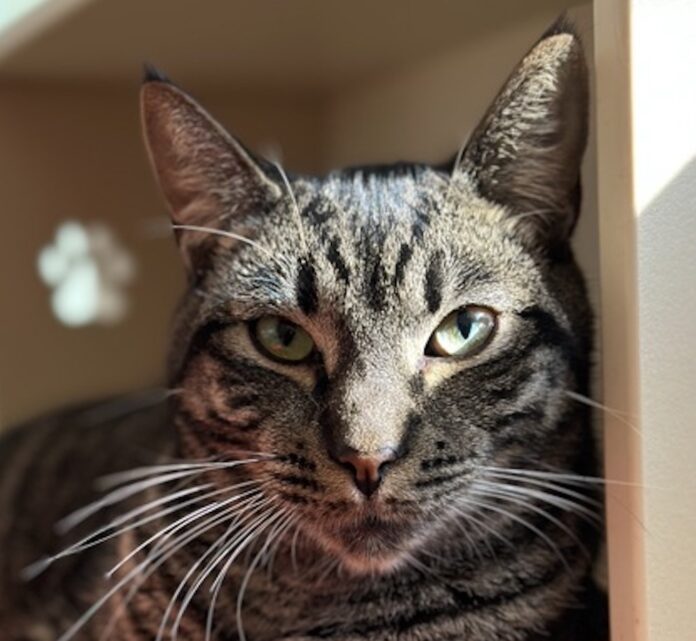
[337,447,399,497]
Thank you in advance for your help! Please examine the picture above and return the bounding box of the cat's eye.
[252,316,315,363]
[426,306,496,358]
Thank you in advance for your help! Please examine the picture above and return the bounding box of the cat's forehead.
[221,166,543,331]
[313,164,443,224]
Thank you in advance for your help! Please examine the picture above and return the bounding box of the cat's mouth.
[313,511,420,575]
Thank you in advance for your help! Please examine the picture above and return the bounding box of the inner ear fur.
[140,77,281,268]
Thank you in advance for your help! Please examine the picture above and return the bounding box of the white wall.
[595,1,696,639]
[630,1,696,638]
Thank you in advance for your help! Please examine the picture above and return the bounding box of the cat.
[0,18,608,641]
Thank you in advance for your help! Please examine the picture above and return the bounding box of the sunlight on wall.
[37,221,135,327]
[632,2,696,212]
[0,0,47,31]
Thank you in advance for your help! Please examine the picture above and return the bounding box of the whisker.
[21,484,220,580]
[171,224,276,260]
[475,479,601,525]
[444,133,469,207]
[106,486,265,579]
[206,510,282,600]
[482,466,653,532]
[56,493,265,641]
[58,471,211,533]
[565,390,642,436]
[263,513,296,579]
[457,495,571,571]
[271,161,307,254]
[171,504,279,641]
[447,504,510,560]
[59,458,268,533]
[480,466,649,489]
[103,515,234,641]
[235,512,295,641]
[155,494,272,641]
[98,457,270,488]
[470,484,591,560]
[106,489,271,640]
[482,469,602,508]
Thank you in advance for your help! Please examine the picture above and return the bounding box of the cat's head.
[141,21,591,575]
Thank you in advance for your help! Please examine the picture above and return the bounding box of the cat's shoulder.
[0,390,174,600]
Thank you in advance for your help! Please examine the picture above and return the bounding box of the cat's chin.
[308,515,420,577]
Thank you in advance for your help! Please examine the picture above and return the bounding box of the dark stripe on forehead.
[411,209,431,242]
[305,194,334,226]
[296,260,319,314]
[367,259,387,311]
[393,242,413,287]
[424,252,443,314]
[326,238,351,284]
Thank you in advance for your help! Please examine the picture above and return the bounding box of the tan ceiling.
[0,0,583,91]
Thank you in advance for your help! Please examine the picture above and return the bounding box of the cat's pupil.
[457,313,473,339]
[277,321,297,347]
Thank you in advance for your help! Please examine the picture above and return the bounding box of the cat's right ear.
[454,19,588,250]
[140,71,281,269]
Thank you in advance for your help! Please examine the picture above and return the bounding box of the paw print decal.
[37,221,136,327]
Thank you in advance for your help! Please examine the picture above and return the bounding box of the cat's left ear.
[140,69,281,269]
[457,19,588,247]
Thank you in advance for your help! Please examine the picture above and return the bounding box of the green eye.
[426,306,496,358]
[253,316,315,363]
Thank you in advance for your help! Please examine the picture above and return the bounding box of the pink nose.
[338,447,399,497]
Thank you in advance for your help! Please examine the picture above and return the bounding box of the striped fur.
[0,19,607,641]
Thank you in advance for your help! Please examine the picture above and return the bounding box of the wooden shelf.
[0,0,582,90]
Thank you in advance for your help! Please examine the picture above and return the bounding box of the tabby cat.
[0,20,608,641]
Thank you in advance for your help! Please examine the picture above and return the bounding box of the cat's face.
[141,26,591,574]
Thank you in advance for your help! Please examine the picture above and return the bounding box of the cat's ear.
[140,69,281,269]
[457,19,588,247]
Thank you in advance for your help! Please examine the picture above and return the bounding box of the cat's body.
[0,21,608,641]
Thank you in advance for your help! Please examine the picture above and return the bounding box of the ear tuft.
[142,63,171,85]
[540,12,581,40]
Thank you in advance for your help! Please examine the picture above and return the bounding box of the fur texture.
[0,20,607,641]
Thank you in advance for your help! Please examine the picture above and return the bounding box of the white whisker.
[447,504,508,560]
[483,469,602,508]
[171,224,275,259]
[475,479,601,525]
[155,494,271,641]
[58,493,265,641]
[271,161,308,254]
[106,486,265,579]
[235,511,295,641]
[480,466,648,488]
[565,390,642,436]
[471,484,591,559]
[97,457,270,488]
[171,504,278,641]
[444,134,469,207]
[22,484,221,579]
[58,470,216,533]
[458,495,571,570]
[57,457,268,535]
